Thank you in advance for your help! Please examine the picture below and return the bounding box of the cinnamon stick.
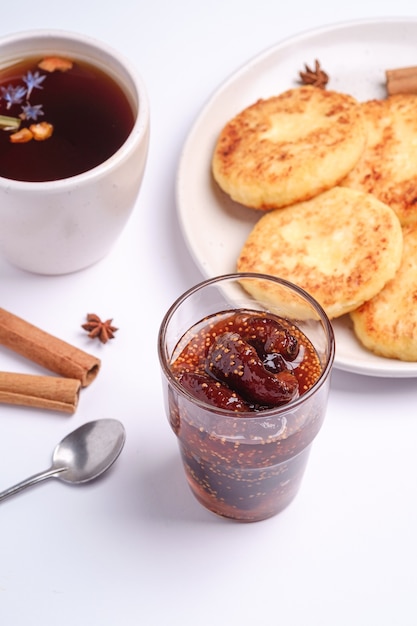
[0,308,100,387]
[0,372,81,414]
[386,66,417,95]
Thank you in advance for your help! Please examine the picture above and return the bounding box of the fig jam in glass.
[0,56,134,181]
[158,274,335,522]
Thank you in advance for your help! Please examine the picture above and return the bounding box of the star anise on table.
[81,313,118,344]
[299,60,329,89]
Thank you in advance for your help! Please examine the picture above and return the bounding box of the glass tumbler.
[158,273,335,522]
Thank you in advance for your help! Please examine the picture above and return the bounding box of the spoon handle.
[0,466,67,503]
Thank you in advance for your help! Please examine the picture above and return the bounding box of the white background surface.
[1,2,417,625]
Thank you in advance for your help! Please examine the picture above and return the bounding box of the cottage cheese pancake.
[341,94,417,226]
[237,187,403,319]
[350,223,417,361]
[212,86,366,210]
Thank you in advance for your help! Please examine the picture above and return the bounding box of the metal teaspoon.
[0,418,126,503]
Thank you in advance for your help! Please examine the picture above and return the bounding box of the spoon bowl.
[53,419,126,484]
[0,418,126,502]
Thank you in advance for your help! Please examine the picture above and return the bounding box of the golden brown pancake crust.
[350,223,417,361]
[212,86,366,210]
[237,187,403,319]
[341,94,417,226]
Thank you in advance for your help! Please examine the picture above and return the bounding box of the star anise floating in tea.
[299,60,329,89]
[82,314,119,344]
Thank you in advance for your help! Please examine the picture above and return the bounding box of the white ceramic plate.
[176,17,417,378]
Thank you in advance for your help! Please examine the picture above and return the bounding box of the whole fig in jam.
[178,371,250,412]
[237,314,299,361]
[206,332,299,406]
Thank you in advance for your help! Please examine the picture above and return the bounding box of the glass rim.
[158,272,335,419]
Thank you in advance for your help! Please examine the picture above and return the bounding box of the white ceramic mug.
[0,29,150,274]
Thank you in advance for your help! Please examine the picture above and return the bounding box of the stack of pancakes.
[212,86,417,361]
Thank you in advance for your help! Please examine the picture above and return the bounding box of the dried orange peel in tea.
[38,57,73,73]
[10,121,53,143]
